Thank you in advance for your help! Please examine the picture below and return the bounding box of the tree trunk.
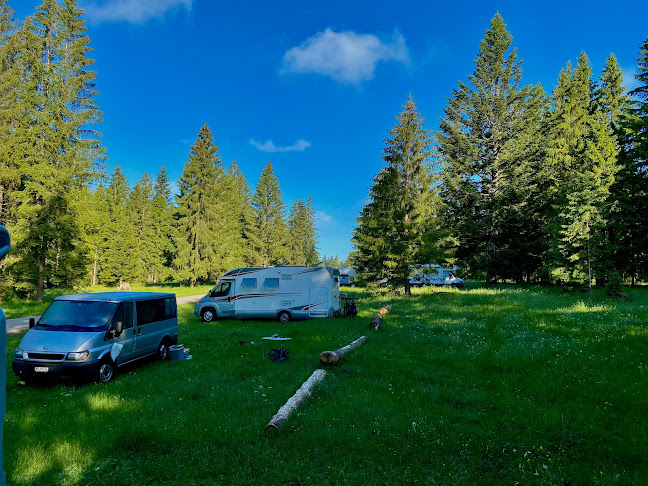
[370,305,392,331]
[37,254,46,303]
[266,369,327,430]
[319,336,366,365]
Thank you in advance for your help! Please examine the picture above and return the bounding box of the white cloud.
[81,0,192,24]
[282,28,410,84]
[315,210,334,227]
[250,139,311,153]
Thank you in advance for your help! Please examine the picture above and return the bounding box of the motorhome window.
[136,298,176,326]
[263,278,279,290]
[38,300,116,330]
[212,282,231,297]
[241,278,257,289]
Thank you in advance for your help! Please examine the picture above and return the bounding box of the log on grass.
[369,304,392,331]
[319,336,366,365]
[266,369,327,430]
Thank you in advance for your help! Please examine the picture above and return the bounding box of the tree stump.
[266,369,327,430]
[319,336,366,365]
[369,305,392,331]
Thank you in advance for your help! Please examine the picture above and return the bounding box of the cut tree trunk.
[319,336,366,365]
[266,369,327,430]
[369,305,392,331]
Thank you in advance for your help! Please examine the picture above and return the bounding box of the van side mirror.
[114,321,123,335]
[29,318,35,329]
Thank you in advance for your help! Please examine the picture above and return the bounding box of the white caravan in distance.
[194,265,342,322]
[409,264,465,288]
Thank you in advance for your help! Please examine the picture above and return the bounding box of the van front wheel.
[278,311,291,323]
[97,358,115,383]
[201,308,216,322]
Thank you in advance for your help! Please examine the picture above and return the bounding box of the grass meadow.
[4,284,648,485]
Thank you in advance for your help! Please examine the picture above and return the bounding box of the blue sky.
[11,0,648,260]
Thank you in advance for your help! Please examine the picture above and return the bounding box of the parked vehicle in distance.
[194,265,341,322]
[12,292,178,384]
[409,264,465,288]
[339,266,357,287]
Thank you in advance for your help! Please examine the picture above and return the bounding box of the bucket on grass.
[169,344,185,361]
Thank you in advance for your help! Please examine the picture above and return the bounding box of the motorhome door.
[308,288,329,317]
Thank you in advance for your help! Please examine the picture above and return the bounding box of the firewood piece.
[266,369,327,430]
[319,336,366,365]
[369,305,392,331]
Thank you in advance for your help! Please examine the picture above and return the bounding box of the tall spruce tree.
[436,13,547,282]
[251,162,289,266]
[99,165,137,283]
[175,124,232,285]
[10,0,104,300]
[229,160,258,265]
[150,166,175,283]
[353,96,440,294]
[287,197,318,265]
[546,53,619,290]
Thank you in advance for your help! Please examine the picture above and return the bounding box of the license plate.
[34,367,49,373]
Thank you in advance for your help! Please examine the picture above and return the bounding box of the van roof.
[53,292,175,303]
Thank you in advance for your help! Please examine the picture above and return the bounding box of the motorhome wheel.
[278,311,291,323]
[201,308,216,322]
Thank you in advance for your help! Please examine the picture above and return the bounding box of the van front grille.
[26,352,65,361]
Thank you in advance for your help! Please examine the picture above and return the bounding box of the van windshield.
[38,300,117,331]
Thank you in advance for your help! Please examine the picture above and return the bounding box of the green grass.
[1,283,212,319]
[4,285,648,485]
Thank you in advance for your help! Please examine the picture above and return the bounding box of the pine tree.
[228,160,257,265]
[99,165,137,283]
[287,198,318,265]
[150,166,175,283]
[174,124,224,285]
[9,0,104,301]
[436,13,547,282]
[353,96,441,294]
[251,162,289,266]
[129,172,157,282]
[546,53,619,290]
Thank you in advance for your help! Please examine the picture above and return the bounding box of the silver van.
[12,292,178,383]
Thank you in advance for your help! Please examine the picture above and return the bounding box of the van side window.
[136,298,176,326]
[263,278,279,290]
[119,302,133,329]
[241,278,257,290]
[212,282,231,297]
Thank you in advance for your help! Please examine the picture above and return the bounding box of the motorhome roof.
[222,266,332,277]
[53,292,175,303]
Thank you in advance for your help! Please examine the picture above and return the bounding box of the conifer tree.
[10,0,104,300]
[99,165,137,283]
[353,96,441,294]
[436,14,547,282]
[287,197,318,265]
[228,160,258,265]
[175,124,234,285]
[150,166,175,283]
[546,53,619,290]
[129,172,157,281]
[251,162,289,266]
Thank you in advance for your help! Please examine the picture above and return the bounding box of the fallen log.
[319,336,366,365]
[266,369,327,430]
[369,305,392,331]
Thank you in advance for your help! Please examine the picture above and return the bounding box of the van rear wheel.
[278,311,291,323]
[201,308,216,322]
[158,339,170,361]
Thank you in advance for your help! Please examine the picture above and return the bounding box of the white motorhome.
[409,264,465,288]
[194,265,341,322]
[339,266,357,287]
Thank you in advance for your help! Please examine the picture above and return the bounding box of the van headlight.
[14,349,24,359]
[66,351,89,361]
